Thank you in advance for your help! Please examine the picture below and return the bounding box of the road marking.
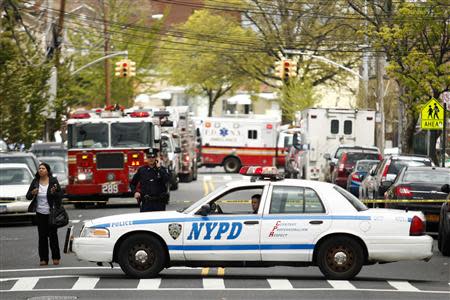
[217,267,225,276]
[72,276,100,290]
[10,277,39,291]
[208,180,215,192]
[202,180,209,196]
[267,279,293,289]
[327,280,356,290]
[137,278,161,289]
[71,220,80,224]
[0,267,113,272]
[223,175,232,181]
[388,281,419,292]
[202,278,225,289]
[203,175,212,181]
[201,267,209,276]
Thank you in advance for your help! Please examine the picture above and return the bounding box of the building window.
[330,120,339,134]
[248,130,258,139]
[344,120,352,134]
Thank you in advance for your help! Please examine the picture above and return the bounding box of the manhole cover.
[28,297,78,300]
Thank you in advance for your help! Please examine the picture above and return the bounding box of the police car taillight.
[409,216,425,236]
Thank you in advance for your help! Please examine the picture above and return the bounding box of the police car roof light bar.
[240,166,281,181]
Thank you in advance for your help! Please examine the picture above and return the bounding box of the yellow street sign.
[421,98,444,130]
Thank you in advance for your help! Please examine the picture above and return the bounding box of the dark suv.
[360,154,434,199]
[331,149,382,188]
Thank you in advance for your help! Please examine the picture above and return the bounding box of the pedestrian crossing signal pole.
[442,102,447,167]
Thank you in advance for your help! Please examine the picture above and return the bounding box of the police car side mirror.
[198,204,211,216]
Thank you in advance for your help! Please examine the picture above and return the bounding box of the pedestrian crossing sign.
[421,98,444,130]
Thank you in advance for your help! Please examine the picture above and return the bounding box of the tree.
[349,0,449,160]
[0,2,51,147]
[63,0,162,108]
[279,79,318,121]
[157,10,259,116]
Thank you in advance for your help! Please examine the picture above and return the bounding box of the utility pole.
[54,0,66,67]
[102,0,111,107]
[362,0,369,108]
[376,52,386,154]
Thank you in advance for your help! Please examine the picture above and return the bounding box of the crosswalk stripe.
[10,277,39,291]
[327,280,356,290]
[223,176,232,181]
[267,279,293,289]
[388,281,419,291]
[203,175,212,181]
[71,220,80,224]
[72,276,100,290]
[137,278,161,290]
[202,278,225,289]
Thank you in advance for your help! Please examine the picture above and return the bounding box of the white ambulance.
[199,115,282,173]
[291,108,376,180]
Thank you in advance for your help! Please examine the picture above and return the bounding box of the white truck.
[291,108,376,180]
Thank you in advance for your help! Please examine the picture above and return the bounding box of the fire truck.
[163,106,198,183]
[199,115,283,173]
[66,108,167,208]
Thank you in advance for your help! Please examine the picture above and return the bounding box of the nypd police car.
[66,167,433,280]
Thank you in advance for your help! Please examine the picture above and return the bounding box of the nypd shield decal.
[168,223,182,240]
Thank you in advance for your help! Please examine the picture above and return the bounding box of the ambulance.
[199,115,282,173]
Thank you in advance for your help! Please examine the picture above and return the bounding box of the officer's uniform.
[129,152,170,212]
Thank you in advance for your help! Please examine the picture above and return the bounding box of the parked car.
[346,159,380,197]
[0,151,40,174]
[30,142,67,162]
[39,156,68,192]
[0,163,34,221]
[360,154,434,200]
[331,149,382,188]
[384,166,449,231]
[438,184,450,256]
[323,145,380,182]
[0,139,7,152]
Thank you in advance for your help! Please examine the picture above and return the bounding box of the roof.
[404,166,449,172]
[0,163,31,169]
[0,151,37,157]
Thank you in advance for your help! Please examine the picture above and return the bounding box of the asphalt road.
[1,168,449,300]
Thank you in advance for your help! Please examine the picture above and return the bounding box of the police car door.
[183,185,265,261]
[260,183,331,262]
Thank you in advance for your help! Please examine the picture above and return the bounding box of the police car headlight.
[80,227,110,238]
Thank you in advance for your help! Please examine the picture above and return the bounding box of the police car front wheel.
[118,233,165,278]
[317,236,364,280]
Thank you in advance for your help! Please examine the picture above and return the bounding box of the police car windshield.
[181,185,229,214]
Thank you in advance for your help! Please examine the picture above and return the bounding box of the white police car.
[66,167,433,280]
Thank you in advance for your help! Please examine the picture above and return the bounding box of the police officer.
[130,150,170,212]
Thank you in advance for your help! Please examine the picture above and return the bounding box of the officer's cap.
[147,149,159,158]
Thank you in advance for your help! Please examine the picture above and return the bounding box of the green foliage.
[0,23,51,147]
[280,79,318,122]
[157,10,260,116]
[66,0,162,108]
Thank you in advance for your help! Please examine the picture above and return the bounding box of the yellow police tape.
[361,199,450,204]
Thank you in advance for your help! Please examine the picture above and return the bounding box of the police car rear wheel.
[317,236,364,280]
[118,234,165,278]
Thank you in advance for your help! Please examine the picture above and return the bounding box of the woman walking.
[26,162,63,266]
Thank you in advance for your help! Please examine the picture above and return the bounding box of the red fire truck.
[198,115,283,173]
[66,109,166,208]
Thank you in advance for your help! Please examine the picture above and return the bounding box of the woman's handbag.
[49,206,69,228]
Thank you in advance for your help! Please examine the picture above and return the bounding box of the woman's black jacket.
[26,176,63,212]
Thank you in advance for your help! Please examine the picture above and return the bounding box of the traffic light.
[274,59,285,80]
[129,60,136,77]
[283,59,298,81]
[115,60,123,77]
[114,59,136,78]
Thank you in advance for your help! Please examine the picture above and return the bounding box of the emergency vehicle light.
[71,112,91,119]
[239,166,279,177]
[130,111,150,118]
